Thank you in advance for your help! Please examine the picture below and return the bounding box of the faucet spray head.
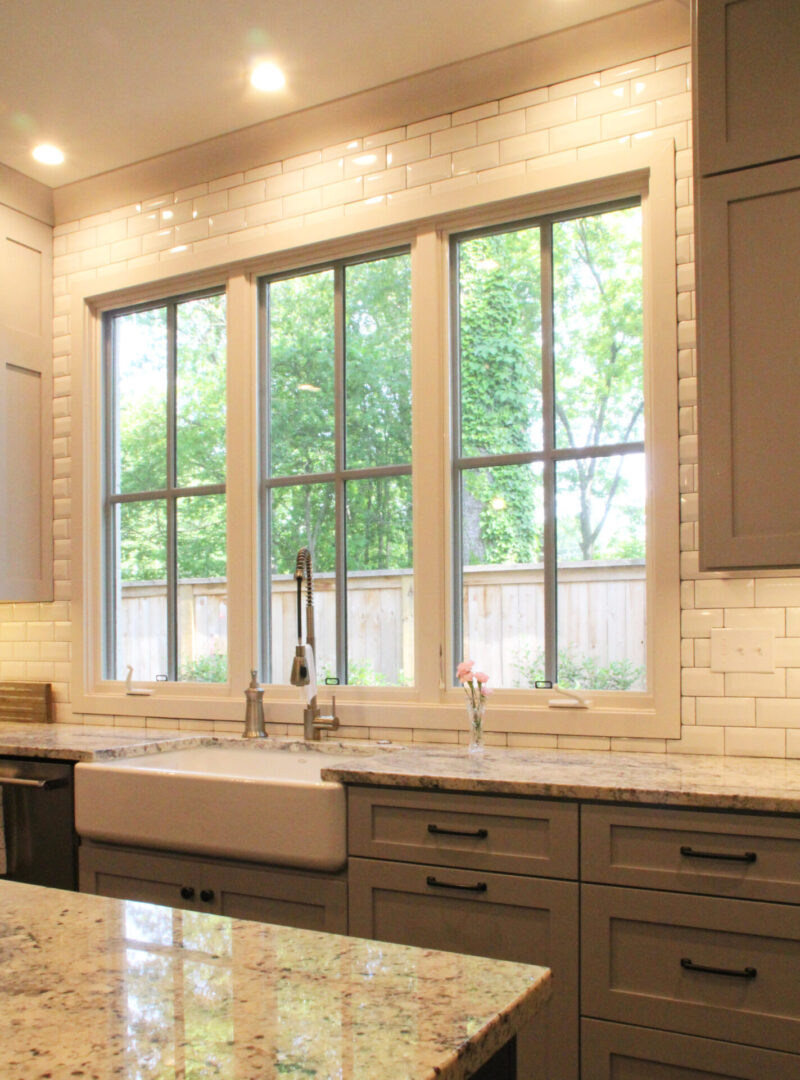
[290,645,310,686]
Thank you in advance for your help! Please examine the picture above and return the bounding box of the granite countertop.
[3,721,800,813]
[0,721,200,761]
[322,745,800,814]
[0,880,549,1080]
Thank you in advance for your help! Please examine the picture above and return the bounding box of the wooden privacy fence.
[119,562,645,685]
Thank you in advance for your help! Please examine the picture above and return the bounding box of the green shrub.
[514,645,644,692]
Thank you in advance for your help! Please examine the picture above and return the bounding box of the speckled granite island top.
[0,881,549,1080]
[322,746,800,814]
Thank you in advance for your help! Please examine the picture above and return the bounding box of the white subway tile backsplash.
[525,97,577,132]
[601,104,656,139]
[387,135,431,167]
[577,83,630,119]
[499,87,548,113]
[725,727,785,757]
[755,578,800,607]
[549,116,602,152]
[406,154,451,187]
[407,114,450,138]
[476,112,525,143]
[695,578,755,608]
[725,670,786,697]
[499,130,549,164]
[601,58,655,84]
[756,698,800,727]
[431,124,477,154]
[725,607,786,634]
[668,725,725,755]
[452,102,497,126]
[696,696,754,726]
[682,668,724,696]
[452,143,499,175]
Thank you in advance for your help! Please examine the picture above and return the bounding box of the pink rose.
[481,685,493,696]
[473,671,489,683]
[456,659,474,681]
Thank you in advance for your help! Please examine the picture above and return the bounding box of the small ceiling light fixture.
[251,61,286,92]
[32,143,64,165]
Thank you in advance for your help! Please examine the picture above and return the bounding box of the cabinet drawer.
[349,855,578,1080]
[582,1019,800,1080]
[582,804,800,903]
[581,884,800,1055]
[348,785,578,879]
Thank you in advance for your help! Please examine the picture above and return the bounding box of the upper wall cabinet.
[695,0,800,176]
[0,204,53,600]
[695,0,800,569]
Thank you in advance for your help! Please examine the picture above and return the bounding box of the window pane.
[176,294,226,487]
[115,307,167,494]
[268,270,335,477]
[458,227,542,456]
[116,500,167,681]
[269,483,336,684]
[553,206,643,450]
[346,476,413,685]
[177,494,227,683]
[459,463,545,688]
[345,254,411,469]
[556,453,646,690]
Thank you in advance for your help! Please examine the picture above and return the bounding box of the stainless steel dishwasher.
[0,758,77,889]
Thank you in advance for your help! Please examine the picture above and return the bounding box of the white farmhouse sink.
[75,746,347,871]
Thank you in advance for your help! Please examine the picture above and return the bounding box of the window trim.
[72,141,679,738]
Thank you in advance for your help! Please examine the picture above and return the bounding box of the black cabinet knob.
[180,886,195,900]
[200,889,215,903]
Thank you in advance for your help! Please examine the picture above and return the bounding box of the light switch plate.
[709,627,774,673]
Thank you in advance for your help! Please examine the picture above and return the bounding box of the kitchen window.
[452,201,647,692]
[78,142,678,735]
[103,289,227,683]
[257,249,413,687]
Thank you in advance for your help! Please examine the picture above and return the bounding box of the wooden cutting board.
[0,682,52,723]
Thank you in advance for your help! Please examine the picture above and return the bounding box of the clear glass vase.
[466,698,485,754]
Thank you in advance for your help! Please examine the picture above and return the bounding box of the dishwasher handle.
[0,775,68,790]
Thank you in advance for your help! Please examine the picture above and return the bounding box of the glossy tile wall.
[3,44,800,755]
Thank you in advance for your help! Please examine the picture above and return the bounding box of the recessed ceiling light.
[32,143,64,165]
[251,62,286,92]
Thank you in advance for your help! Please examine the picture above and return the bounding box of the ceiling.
[3,1,665,188]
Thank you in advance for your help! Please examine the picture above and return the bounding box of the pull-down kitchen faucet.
[290,547,339,741]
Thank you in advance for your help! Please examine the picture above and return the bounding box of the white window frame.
[71,141,679,738]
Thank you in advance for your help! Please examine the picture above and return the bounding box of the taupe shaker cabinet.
[79,841,348,932]
[694,0,800,568]
[0,202,52,601]
[347,786,580,1080]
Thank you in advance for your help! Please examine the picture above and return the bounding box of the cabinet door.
[582,1019,800,1080]
[0,204,52,601]
[211,862,347,933]
[79,842,348,932]
[349,855,578,1080]
[79,843,218,913]
[695,0,800,175]
[697,158,800,568]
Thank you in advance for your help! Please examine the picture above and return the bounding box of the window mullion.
[259,281,272,682]
[334,263,347,685]
[449,237,464,683]
[540,222,558,685]
[166,301,178,681]
[103,315,118,679]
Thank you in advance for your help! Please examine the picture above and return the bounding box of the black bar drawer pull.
[681,957,757,979]
[427,824,488,839]
[426,875,487,893]
[680,845,757,863]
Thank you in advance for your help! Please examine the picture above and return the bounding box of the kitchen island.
[0,879,550,1080]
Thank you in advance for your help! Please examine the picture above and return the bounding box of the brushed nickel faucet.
[290,547,340,741]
